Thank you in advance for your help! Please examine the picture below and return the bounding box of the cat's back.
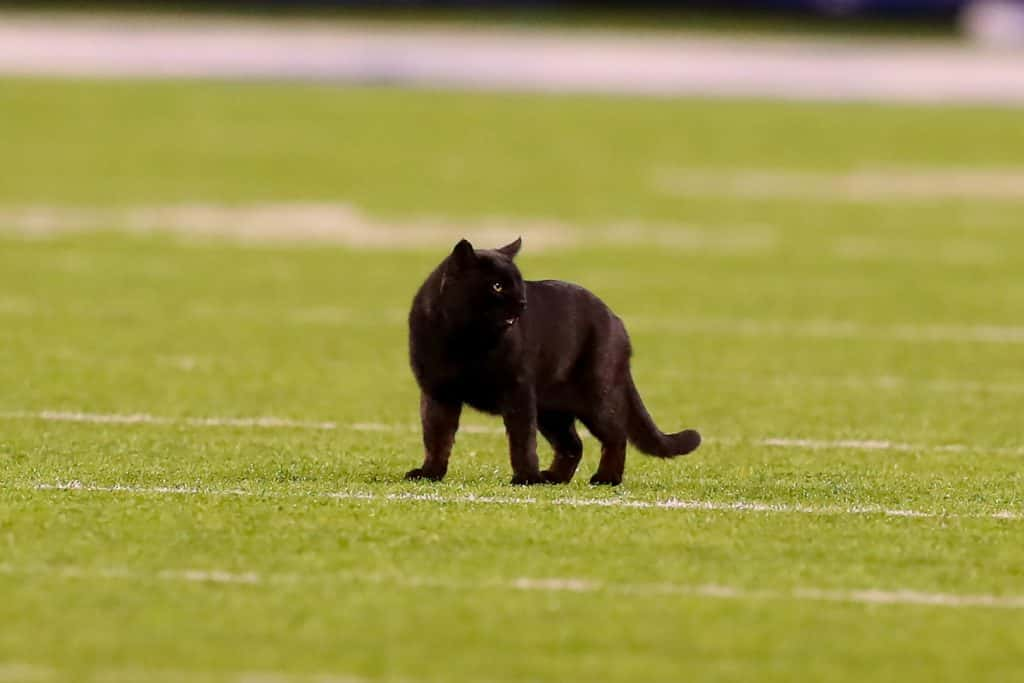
[527,278,613,311]
[523,279,630,395]
[525,279,624,336]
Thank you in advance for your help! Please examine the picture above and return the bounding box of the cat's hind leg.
[538,411,583,484]
[589,435,627,486]
[581,394,629,486]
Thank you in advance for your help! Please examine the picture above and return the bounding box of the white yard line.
[653,167,1024,201]
[832,235,1010,266]
[0,410,338,431]
[0,203,773,254]
[29,481,1023,521]
[3,15,1024,104]
[2,561,1022,610]
[761,438,972,454]
[626,317,1024,345]
[1,203,1017,272]
[730,374,1024,396]
[3,409,1022,457]
[351,421,501,435]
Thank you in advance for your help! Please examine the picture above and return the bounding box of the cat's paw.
[405,467,444,482]
[589,472,622,486]
[510,471,546,486]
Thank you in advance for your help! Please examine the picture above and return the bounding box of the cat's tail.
[625,375,701,458]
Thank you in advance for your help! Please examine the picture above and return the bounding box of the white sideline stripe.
[4,410,1024,457]
[31,482,1024,521]
[4,17,1024,104]
[2,562,1022,610]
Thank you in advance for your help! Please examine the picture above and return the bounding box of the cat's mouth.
[504,316,519,327]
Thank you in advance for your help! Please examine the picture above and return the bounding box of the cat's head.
[440,237,526,330]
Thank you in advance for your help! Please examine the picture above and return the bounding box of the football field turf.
[1,79,1023,682]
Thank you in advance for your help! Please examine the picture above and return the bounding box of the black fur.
[406,238,701,486]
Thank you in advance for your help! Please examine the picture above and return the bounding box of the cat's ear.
[450,238,477,271]
[497,237,522,259]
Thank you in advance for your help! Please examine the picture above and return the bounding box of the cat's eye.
[492,282,503,293]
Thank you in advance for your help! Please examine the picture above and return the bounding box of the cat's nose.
[519,298,527,309]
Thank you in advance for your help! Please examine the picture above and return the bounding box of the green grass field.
[2,79,1024,682]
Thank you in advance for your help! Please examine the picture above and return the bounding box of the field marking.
[3,203,1018,272]
[627,317,1024,345]
[761,438,972,454]
[0,664,51,682]
[833,235,1009,267]
[0,410,338,431]
[3,16,1024,104]
[8,335,1024,397]
[3,409,1023,458]
[665,371,1024,396]
[653,167,1024,202]
[0,662,372,683]
[0,203,774,253]
[3,561,1023,611]
[5,298,1024,345]
[29,481,1024,521]
[725,373,1024,396]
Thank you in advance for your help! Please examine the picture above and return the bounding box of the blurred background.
[3,0,1024,103]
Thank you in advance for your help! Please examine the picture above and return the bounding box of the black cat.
[406,238,701,486]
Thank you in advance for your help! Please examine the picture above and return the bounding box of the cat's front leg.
[406,392,462,482]
[503,384,544,485]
